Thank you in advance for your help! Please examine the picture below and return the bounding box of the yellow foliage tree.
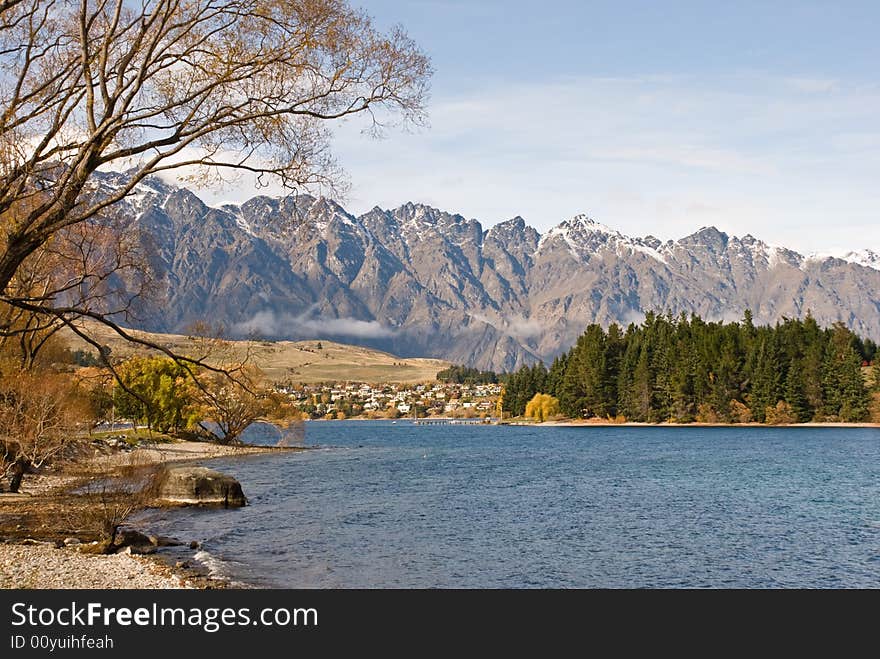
[765,400,797,425]
[524,393,560,423]
[729,399,753,424]
[869,392,880,424]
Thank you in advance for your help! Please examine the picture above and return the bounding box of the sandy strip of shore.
[98,440,290,469]
[0,543,189,589]
[1,440,297,590]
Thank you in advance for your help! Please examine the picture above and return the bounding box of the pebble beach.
[0,440,293,589]
[0,543,188,589]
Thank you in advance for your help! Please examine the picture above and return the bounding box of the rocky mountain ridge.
[107,173,880,370]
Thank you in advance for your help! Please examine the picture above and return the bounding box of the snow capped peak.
[566,213,620,235]
[387,202,483,245]
[808,248,880,271]
[502,215,527,229]
[311,195,347,214]
[121,176,175,214]
[395,202,458,224]
[390,202,432,226]
[486,216,526,237]
[545,212,619,238]
[538,213,668,264]
[737,236,795,269]
[844,249,880,270]
[309,196,357,230]
[681,226,729,248]
[641,235,663,250]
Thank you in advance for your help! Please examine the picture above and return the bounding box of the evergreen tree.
[708,334,741,422]
[559,341,586,417]
[437,364,498,384]
[628,344,652,422]
[801,340,825,418]
[749,333,782,422]
[564,325,609,418]
[537,309,873,425]
[546,354,568,399]
[862,338,877,364]
[669,334,697,422]
[784,359,812,423]
[822,323,870,421]
[502,363,548,417]
[604,323,625,416]
[615,325,639,420]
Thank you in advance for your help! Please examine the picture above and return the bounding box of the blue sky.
[218,1,880,253]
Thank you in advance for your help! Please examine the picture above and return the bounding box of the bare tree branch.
[0,0,431,332]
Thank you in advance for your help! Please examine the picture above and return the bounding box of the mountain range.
[99,172,880,371]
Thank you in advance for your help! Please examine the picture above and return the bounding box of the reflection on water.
[138,422,880,588]
[199,420,305,446]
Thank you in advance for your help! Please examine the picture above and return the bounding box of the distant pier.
[412,418,496,425]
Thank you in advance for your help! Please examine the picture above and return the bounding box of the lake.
[137,422,880,588]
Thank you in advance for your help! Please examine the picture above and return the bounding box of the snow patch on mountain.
[538,214,668,264]
[839,249,880,271]
[221,205,254,236]
[805,249,880,271]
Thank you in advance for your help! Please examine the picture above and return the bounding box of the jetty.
[412,418,497,425]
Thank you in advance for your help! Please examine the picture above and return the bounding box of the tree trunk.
[107,525,118,553]
[7,458,27,493]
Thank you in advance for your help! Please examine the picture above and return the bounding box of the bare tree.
[0,0,431,359]
[0,214,150,368]
[66,452,160,551]
[194,367,263,444]
[0,369,85,491]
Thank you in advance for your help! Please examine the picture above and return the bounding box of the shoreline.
[0,439,300,590]
[305,416,880,428]
[533,420,880,428]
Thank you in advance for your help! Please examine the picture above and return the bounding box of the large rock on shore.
[156,466,246,508]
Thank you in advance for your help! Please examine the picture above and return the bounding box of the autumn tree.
[112,356,198,434]
[0,369,85,491]
[0,216,149,368]
[524,393,560,423]
[501,363,547,417]
[764,400,797,425]
[0,0,430,366]
[192,367,264,445]
[728,399,753,424]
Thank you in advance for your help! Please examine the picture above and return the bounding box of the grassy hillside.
[60,323,449,384]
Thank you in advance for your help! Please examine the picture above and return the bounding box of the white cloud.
[137,73,880,254]
[234,309,395,339]
[783,77,839,94]
[328,74,880,253]
[507,317,544,340]
[468,312,544,340]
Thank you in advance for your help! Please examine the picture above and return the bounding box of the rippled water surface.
[139,422,880,588]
